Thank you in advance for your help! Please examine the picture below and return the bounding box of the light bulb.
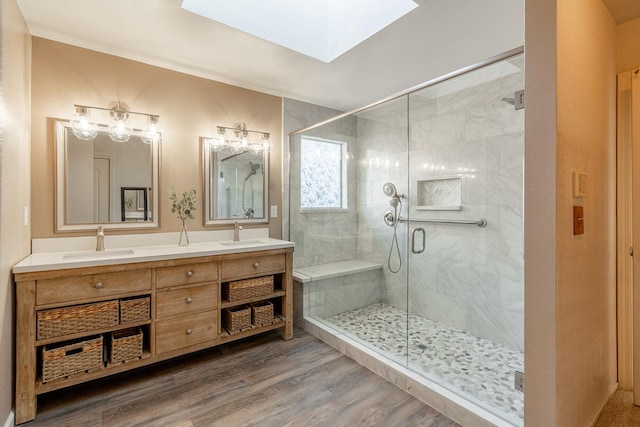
[109,110,132,143]
[70,107,98,140]
[262,133,271,151]
[211,127,227,151]
[241,130,249,147]
[141,115,160,145]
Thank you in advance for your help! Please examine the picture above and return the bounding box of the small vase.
[178,219,190,246]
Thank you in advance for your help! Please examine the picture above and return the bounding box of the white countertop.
[14,238,295,274]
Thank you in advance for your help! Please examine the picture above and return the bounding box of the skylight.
[181,0,418,63]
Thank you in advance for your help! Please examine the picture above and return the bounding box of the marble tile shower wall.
[357,61,525,351]
[307,270,384,320]
[355,98,411,312]
[283,98,343,242]
[289,115,360,268]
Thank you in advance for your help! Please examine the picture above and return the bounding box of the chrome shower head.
[383,182,398,198]
[383,182,404,202]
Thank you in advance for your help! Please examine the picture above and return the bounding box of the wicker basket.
[120,297,150,324]
[223,276,274,302]
[250,300,274,326]
[42,336,103,382]
[37,301,119,340]
[109,327,143,364]
[223,305,251,332]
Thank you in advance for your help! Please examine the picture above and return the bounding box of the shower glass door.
[405,53,525,425]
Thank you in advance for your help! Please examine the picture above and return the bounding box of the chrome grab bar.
[397,216,487,227]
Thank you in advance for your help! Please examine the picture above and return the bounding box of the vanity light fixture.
[70,106,98,140]
[141,115,161,145]
[212,122,271,153]
[109,109,133,143]
[70,102,161,143]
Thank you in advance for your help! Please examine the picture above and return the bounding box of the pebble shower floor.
[327,303,524,425]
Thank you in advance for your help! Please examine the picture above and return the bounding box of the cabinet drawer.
[156,284,218,319]
[37,269,151,305]
[221,254,285,280]
[155,311,217,354]
[156,262,217,289]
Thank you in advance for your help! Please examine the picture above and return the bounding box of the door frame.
[617,69,637,394]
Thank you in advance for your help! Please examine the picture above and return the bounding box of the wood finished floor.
[26,327,459,427]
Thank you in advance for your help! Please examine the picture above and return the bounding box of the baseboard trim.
[589,383,619,427]
[4,410,15,427]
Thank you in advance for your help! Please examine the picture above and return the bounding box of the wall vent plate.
[573,206,584,235]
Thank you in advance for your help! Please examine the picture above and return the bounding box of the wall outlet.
[514,370,524,392]
[270,205,278,218]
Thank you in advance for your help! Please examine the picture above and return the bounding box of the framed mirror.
[201,137,269,225]
[55,120,160,231]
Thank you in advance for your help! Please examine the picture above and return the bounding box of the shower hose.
[388,199,402,273]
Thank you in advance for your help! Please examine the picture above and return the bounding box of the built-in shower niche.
[416,176,462,211]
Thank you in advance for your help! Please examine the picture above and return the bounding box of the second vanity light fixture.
[70,102,161,144]
[211,122,270,153]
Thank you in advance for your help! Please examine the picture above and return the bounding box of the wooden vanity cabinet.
[14,247,293,424]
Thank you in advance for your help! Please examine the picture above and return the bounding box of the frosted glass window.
[300,137,347,209]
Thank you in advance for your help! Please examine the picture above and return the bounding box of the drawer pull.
[94,282,104,289]
[186,328,193,335]
[253,262,260,268]
[186,271,194,277]
[185,297,193,304]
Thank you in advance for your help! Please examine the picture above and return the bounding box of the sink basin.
[62,249,135,260]
[218,239,266,246]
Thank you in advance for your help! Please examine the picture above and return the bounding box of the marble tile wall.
[305,270,384,319]
[287,107,359,268]
[282,98,343,243]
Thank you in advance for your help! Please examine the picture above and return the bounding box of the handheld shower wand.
[383,182,404,273]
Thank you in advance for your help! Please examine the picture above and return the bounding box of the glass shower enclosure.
[289,48,524,425]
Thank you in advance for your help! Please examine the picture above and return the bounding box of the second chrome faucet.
[96,226,105,251]
[233,221,243,242]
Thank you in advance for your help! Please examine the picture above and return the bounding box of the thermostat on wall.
[572,171,587,198]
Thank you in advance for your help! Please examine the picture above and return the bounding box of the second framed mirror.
[201,137,269,225]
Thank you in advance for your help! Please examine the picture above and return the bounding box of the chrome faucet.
[96,226,105,251]
[233,221,243,242]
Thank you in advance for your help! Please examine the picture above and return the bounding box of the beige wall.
[526,0,618,425]
[0,0,32,423]
[556,0,618,424]
[617,17,640,72]
[31,38,283,239]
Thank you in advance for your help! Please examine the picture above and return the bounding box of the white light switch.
[270,205,278,218]
[572,172,587,198]
[24,206,29,226]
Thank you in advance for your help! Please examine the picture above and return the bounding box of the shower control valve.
[384,211,396,227]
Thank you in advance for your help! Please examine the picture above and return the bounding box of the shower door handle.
[412,227,426,254]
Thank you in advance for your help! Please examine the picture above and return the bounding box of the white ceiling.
[15,0,526,111]
[15,1,640,112]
